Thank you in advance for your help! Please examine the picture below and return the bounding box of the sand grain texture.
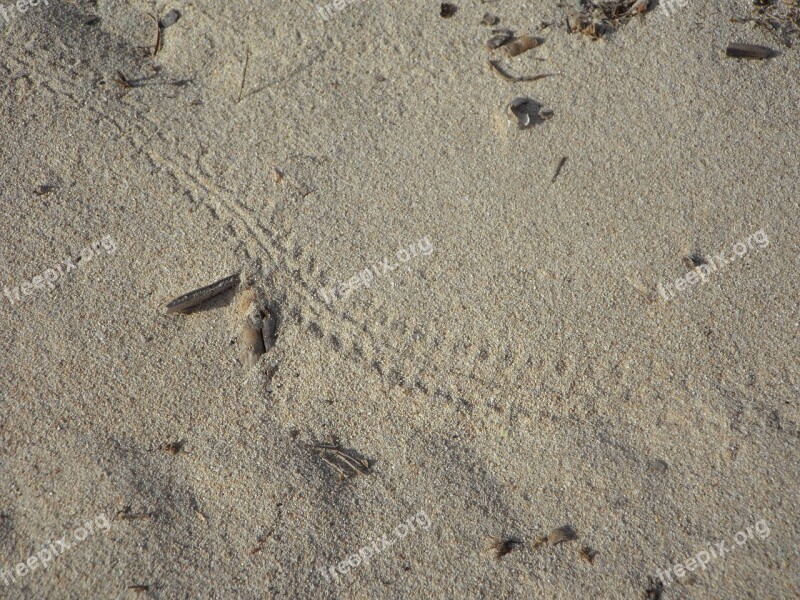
[1,1,798,598]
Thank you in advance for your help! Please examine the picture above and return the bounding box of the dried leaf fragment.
[165,273,240,314]
[726,42,774,58]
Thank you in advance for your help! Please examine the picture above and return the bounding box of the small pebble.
[159,9,181,29]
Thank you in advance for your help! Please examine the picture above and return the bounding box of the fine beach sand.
[1,1,798,598]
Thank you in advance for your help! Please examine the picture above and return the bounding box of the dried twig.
[114,71,135,94]
[309,440,370,480]
[551,156,567,183]
[238,47,251,103]
[145,13,162,56]
[489,60,553,83]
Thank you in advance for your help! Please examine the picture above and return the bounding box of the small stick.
[238,47,251,103]
[489,60,552,83]
[551,156,567,183]
[165,273,240,314]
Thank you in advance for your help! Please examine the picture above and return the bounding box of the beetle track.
[7,54,629,410]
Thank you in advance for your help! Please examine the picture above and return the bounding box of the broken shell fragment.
[482,13,499,26]
[548,526,578,545]
[486,29,514,50]
[261,309,277,352]
[239,313,265,367]
[236,288,266,367]
[507,97,553,130]
[503,35,541,57]
[508,97,531,128]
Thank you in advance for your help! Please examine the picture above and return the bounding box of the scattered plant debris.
[567,0,650,39]
[734,1,799,47]
[309,438,370,481]
[482,13,499,26]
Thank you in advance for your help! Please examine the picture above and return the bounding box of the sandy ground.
[1,0,798,598]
